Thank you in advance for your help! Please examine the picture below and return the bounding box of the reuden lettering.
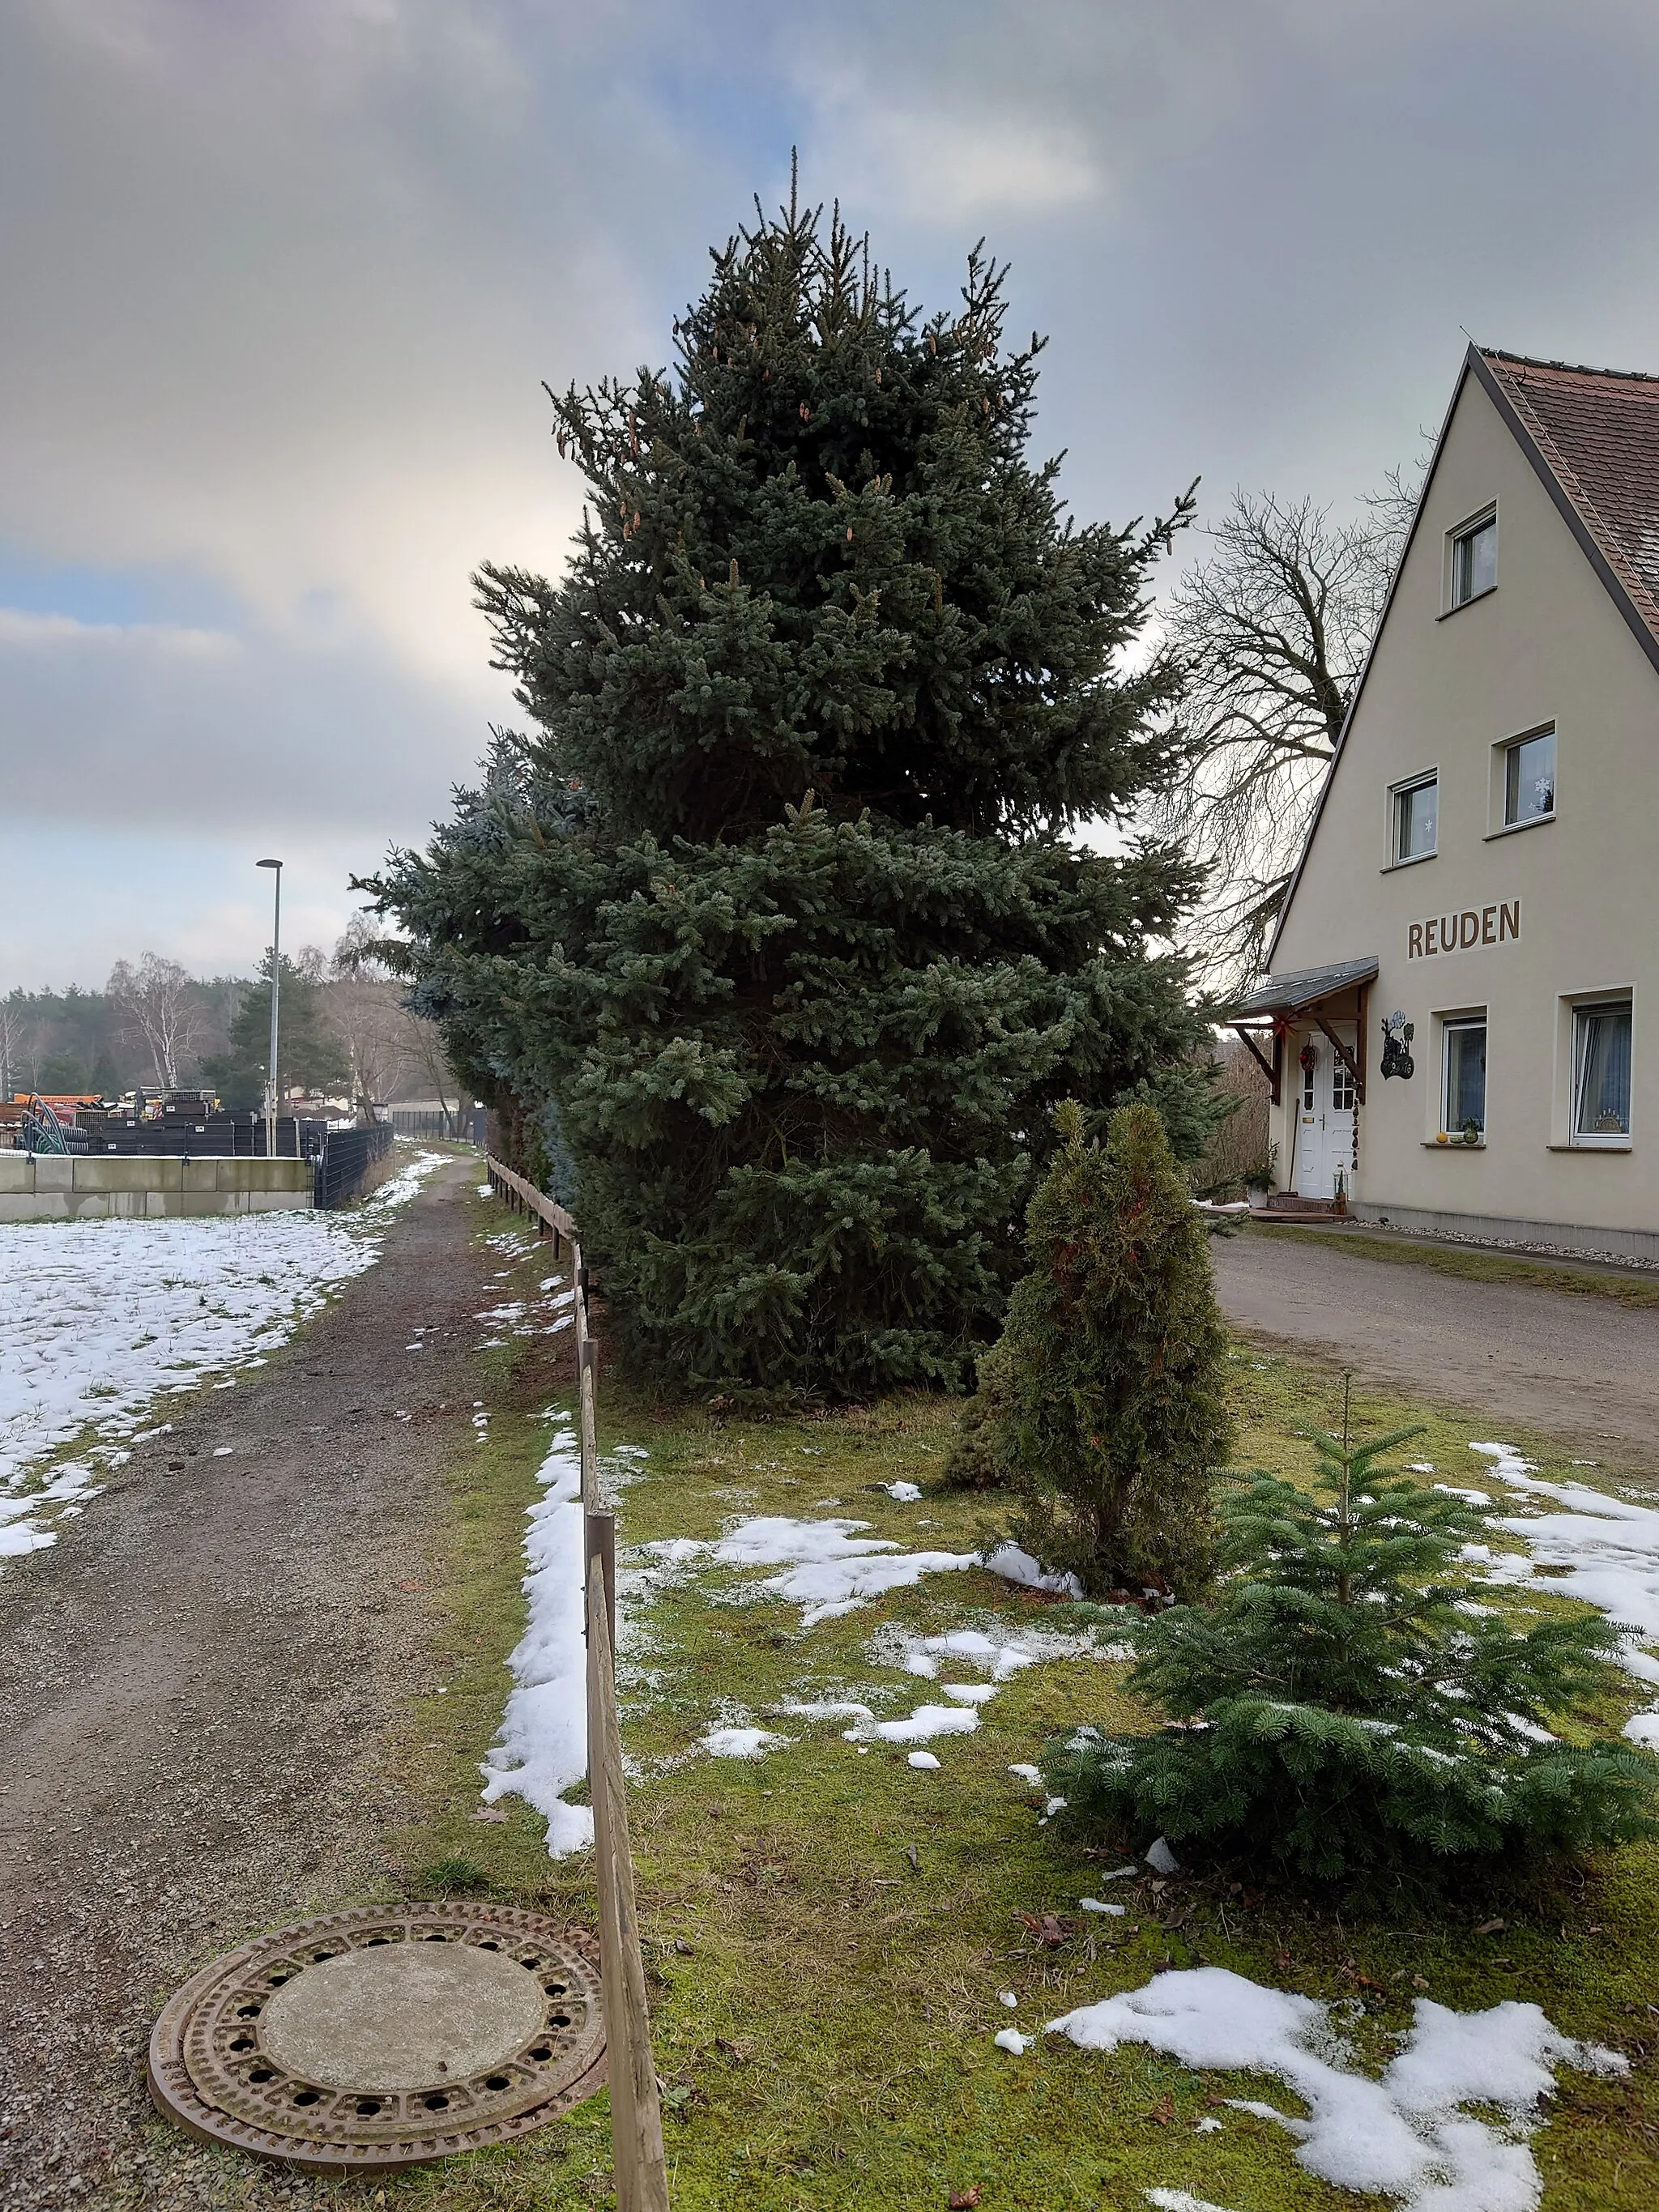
[1408,900,1520,959]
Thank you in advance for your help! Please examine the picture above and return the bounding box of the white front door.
[1293,1030,1356,1198]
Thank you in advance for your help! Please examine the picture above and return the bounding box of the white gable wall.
[1270,364,1659,1248]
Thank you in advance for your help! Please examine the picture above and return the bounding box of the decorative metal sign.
[1380,1011,1414,1080]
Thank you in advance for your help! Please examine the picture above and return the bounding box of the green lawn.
[371,1204,1659,2211]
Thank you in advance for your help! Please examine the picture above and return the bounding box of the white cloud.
[0,607,238,661]
[804,83,1103,222]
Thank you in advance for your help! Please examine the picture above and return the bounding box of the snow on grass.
[704,1515,1090,1624]
[710,1515,981,1623]
[775,1700,876,1724]
[479,1417,593,1855]
[903,1627,1040,1681]
[1144,2193,1239,2212]
[361,1148,449,1212]
[851,1701,981,1747]
[702,1726,791,1759]
[906,1750,941,1770]
[0,1187,446,1558]
[881,1480,922,1502]
[982,1540,1085,1599]
[1046,1965,1622,2212]
[1463,1443,1659,1720]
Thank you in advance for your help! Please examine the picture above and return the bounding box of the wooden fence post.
[484,1155,663,2206]
[587,1574,669,2212]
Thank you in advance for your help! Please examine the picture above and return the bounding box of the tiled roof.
[1479,349,1659,646]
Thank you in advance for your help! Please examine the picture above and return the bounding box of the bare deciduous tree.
[327,921,411,1123]
[397,1005,463,1135]
[1149,473,1418,987]
[0,998,31,1100]
[105,953,205,1090]
[327,917,462,1128]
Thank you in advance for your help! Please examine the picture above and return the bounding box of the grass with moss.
[366,1198,1659,2210]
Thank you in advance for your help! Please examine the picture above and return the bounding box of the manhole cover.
[148,1903,606,2173]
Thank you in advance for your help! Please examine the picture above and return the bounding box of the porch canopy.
[1223,954,1378,1106]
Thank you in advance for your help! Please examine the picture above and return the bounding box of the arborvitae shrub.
[1052,1392,1659,1879]
[951,1098,1230,1595]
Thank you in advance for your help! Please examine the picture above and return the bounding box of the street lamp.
[257,858,283,1158]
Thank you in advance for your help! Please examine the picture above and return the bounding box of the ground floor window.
[1442,1018,1486,1137]
[1573,1002,1632,1141]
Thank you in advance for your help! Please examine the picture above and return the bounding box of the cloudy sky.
[6,0,1659,987]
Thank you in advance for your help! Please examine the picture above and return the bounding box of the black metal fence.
[69,1112,309,1158]
[386,1107,458,1139]
[313,1123,395,1209]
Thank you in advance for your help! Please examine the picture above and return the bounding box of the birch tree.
[105,953,205,1090]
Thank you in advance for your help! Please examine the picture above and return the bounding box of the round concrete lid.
[261,1941,547,2093]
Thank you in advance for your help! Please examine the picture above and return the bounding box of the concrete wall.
[0,1154,313,1222]
[1272,364,1659,1240]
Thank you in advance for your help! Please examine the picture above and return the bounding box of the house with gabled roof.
[1230,343,1659,1259]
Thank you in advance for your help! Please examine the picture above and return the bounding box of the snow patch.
[906,1750,941,1770]
[903,1626,1042,1681]
[1048,1966,1623,2212]
[983,1540,1085,1600]
[710,1515,979,1624]
[479,1421,592,1855]
[850,1702,980,1746]
[702,1726,790,1760]
[1468,1442,1659,1686]
[0,1207,415,1557]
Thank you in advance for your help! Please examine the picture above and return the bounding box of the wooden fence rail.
[484,1157,668,2212]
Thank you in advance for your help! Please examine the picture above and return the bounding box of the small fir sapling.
[945,1098,1230,1597]
[1051,1378,1659,1879]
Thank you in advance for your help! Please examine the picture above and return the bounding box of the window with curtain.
[1574,1003,1632,1140]
[1442,1020,1486,1136]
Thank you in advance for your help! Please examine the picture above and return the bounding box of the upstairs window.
[1392,774,1438,863]
[1503,726,1555,825]
[1452,511,1497,607]
[1574,1002,1632,1142]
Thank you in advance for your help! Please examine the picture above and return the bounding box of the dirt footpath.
[1213,1228,1659,1467]
[0,1161,493,2211]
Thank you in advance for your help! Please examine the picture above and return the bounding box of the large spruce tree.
[370,185,1214,1396]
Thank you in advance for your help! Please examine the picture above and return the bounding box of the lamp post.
[257,858,283,1158]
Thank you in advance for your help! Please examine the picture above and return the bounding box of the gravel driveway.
[1213,1227,1659,1467]
[0,1161,492,2210]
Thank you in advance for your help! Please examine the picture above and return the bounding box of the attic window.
[1451,511,1497,607]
